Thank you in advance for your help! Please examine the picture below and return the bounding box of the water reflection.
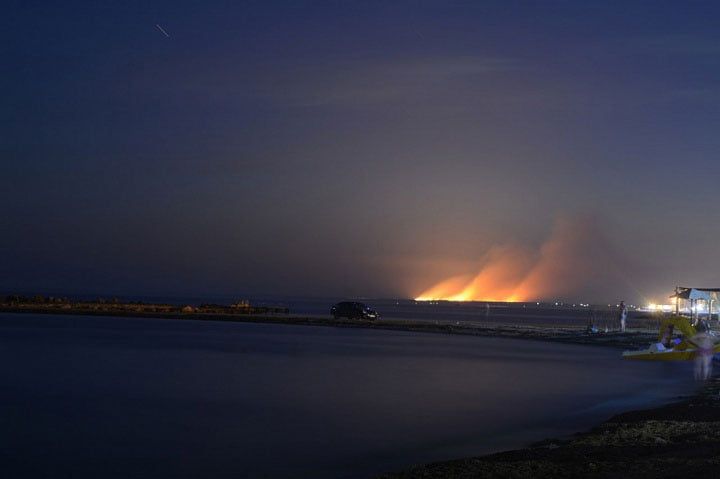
[0,314,695,478]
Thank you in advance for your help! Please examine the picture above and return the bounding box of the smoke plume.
[415,215,627,302]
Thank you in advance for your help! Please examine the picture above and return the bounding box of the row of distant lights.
[550,302,594,308]
[415,300,624,308]
[550,301,637,308]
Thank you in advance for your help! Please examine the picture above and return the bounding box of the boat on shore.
[623,287,720,361]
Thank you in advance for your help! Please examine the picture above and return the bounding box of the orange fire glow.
[415,216,614,302]
[415,245,536,302]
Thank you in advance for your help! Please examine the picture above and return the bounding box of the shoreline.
[4,306,710,477]
[0,306,655,351]
[379,378,720,478]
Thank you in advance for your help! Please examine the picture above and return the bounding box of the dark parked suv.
[331,302,380,320]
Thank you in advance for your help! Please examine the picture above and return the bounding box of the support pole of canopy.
[708,299,712,324]
[691,299,695,324]
[708,300,710,322]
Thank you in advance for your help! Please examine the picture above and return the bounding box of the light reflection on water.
[0,313,696,478]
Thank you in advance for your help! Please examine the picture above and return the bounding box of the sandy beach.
[373,319,720,478]
[380,378,720,478]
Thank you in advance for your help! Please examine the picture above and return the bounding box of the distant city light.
[644,303,673,312]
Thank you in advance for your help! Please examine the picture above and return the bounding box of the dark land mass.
[0,294,289,315]
[0,295,657,351]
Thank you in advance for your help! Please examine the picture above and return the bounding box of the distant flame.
[415,216,616,302]
[415,245,535,301]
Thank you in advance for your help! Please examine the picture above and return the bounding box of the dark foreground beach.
[381,379,720,478]
[366,316,720,478]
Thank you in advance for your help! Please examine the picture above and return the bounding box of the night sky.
[3,1,720,303]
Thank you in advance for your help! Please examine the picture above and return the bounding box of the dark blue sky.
[3,1,720,302]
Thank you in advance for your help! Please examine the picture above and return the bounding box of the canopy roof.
[671,287,720,301]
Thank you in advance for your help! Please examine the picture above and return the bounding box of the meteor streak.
[155,24,170,38]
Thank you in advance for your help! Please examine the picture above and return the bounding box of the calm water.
[0,313,695,478]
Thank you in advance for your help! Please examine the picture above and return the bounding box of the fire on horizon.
[4,2,720,305]
[415,216,626,303]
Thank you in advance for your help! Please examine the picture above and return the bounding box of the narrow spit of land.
[0,302,656,351]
